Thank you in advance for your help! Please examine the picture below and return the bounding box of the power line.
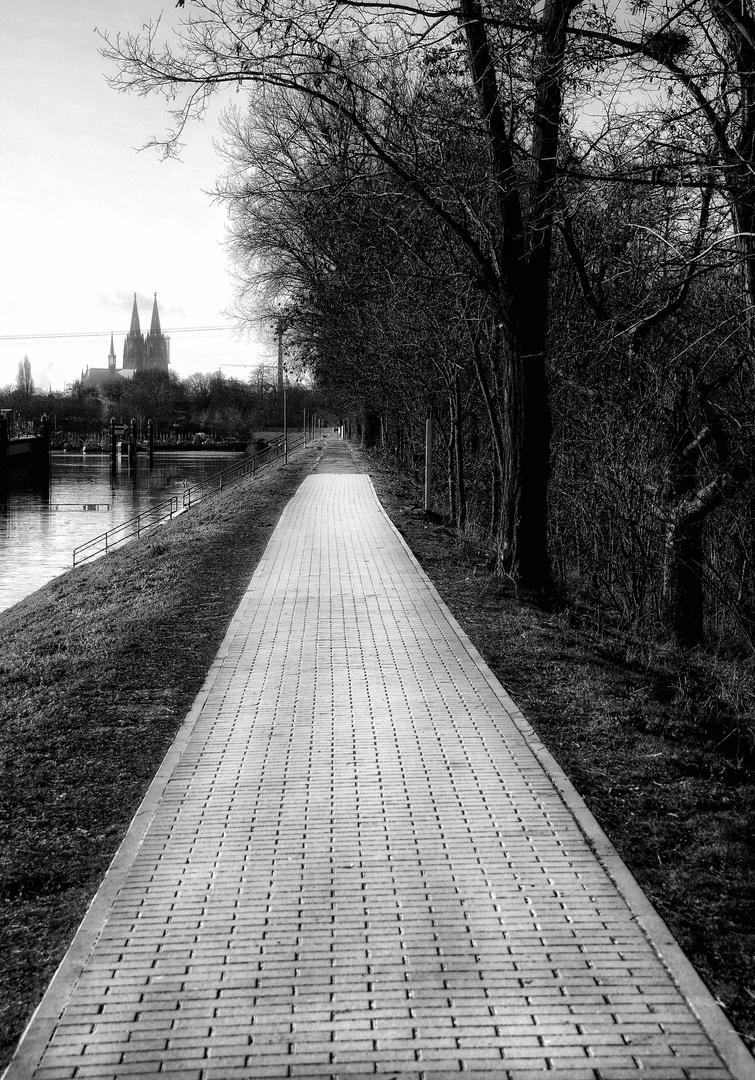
[0,326,233,342]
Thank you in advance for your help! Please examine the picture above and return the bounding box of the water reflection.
[0,451,245,614]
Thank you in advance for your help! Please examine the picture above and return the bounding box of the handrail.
[181,433,305,509]
[72,433,306,567]
[73,496,180,565]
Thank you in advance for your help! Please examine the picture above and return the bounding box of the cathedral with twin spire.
[121,292,170,374]
[83,293,170,387]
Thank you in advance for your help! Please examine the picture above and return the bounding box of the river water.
[0,451,246,615]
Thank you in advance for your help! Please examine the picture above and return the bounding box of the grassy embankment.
[1,441,753,1071]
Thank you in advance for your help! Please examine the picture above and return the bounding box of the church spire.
[123,293,144,371]
[150,293,162,336]
[108,332,116,372]
[129,292,141,336]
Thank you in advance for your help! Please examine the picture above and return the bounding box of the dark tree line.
[0,367,312,444]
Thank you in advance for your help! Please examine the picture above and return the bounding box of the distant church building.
[82,293,170,387]
[122,293,170,374]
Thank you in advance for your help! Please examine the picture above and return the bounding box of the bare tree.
[101,0,595,593]
[547,0,755,647]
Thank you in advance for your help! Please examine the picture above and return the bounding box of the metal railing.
[72,433,306,567]
[73,496,181,565]
[180,434,304,509]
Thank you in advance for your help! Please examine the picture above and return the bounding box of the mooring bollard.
[110,418,117,475]
[0,414,7,491]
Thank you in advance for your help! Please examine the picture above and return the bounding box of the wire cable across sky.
[0,326,231,342]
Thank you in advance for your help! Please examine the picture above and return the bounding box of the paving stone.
[4,459,753,1080]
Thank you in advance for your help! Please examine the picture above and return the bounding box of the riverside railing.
[72,496,181,566]
[180,433,304,509]
[72,433,306,567]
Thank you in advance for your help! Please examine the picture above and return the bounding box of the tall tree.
[566,0,755,330]
[102,0,588,593]
[16,356,34,399]
[554,0,755,646]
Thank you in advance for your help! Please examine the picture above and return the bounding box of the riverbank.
[1,441,753,1070]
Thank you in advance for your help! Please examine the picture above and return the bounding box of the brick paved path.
[6,447,755,1080]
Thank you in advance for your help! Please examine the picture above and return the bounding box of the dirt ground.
[1,440,753,1071]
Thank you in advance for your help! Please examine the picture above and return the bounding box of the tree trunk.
[495,329,553,589]
[460,0,569,592]
[362,405,381,447]
[662,514,705,649]
[447,433,457,526]
[662,475,732,648]
[491,462,501,539]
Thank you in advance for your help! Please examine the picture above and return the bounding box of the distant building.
[81,332,117,386]
[82,294,170,387]
[123,293,170,374]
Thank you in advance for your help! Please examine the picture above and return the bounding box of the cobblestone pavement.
[6,447,755,1080]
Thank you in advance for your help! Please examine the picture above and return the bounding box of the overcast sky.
[0,0,269,393]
